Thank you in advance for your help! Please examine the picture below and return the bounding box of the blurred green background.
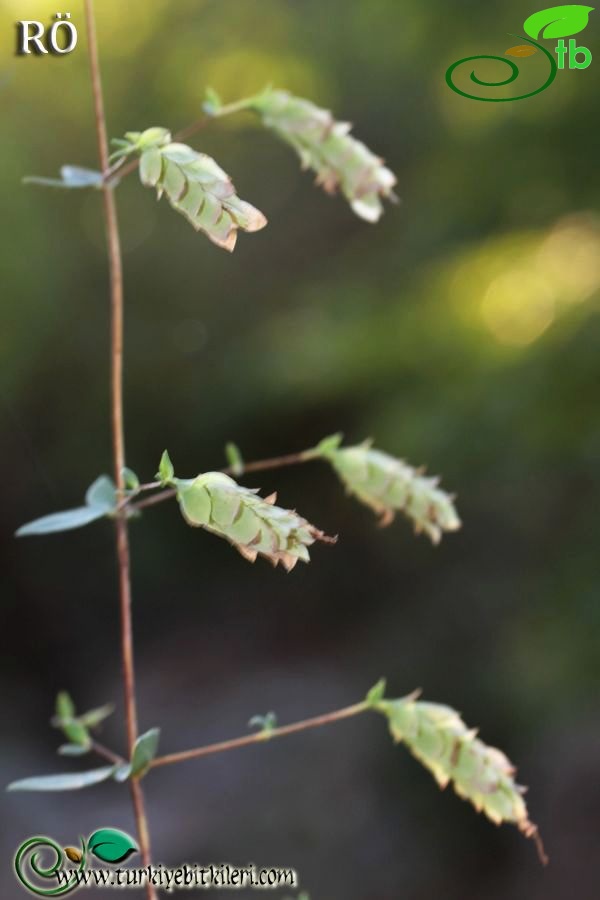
[2,1,599,897]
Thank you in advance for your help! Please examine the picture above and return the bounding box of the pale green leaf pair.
[249,711,278,734]
[51,691,114,752]
[16,476,117,537]
[8,727,160,793]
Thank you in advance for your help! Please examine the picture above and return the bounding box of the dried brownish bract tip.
[248,89,397,222]
[376,695,546,861]
[319,438,461,544]
[175,472,333,570]
[505,45,538,57]
[121,128,267,250]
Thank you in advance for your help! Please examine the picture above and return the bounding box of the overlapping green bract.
[120,128,267,251]
[207,88,397,222]
[316,436,460,543]
[175,471,334,571]
[375,692,542,848]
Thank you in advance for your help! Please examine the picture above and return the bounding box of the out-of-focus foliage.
[2,1,599,897]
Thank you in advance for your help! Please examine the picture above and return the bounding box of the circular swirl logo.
[445,6,595,102]
[14,828,138,896]
[14,837,86,897]
[445,35,557,102]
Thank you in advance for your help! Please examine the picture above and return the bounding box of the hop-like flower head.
[176,472,334,570]
[377,694,542,851]
[240,89,397,222]
[120,128,267,251]
[318,437,460,543]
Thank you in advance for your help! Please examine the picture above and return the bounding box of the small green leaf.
[79,703,115,729]
[121,467,140,491]
[17,476,117,537]
[87,828,138,864]
[52,693,91,747]
[56,691,75,721]
[366,678,387,706]
[24,166,103,189]
[129,728,160,777]
[63,721,91,747]
[225,442,244,476]
[312,433,344,459]
[157,450,175,485]
[58,744,90,757]
[203,86,223,116]
[16,506,107,537]
[85,475,117,512]
[523,5,594,39]
[249,712,278,734]
[112,763,132,783]
[7,766,116,792]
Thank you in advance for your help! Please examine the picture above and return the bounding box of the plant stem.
[133,448,319,512]
[151,701,368,769]
[90,740,125,766]
[226,448,318,476]
[83,4,155,896]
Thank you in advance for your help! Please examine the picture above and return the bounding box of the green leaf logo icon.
[87,828,138,864]
[524,5,594,39]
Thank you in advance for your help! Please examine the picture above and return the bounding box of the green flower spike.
[175,472,336,571]
[374,691,546,862]
[209,89,397,222]
[118,128,267,251]
[317,436,461,543]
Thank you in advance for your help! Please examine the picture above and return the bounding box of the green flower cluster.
[210,89,398,222]
[377,694,540,842]
[176,472,334,571]
[120,128,267,250]
[317,437,460,543]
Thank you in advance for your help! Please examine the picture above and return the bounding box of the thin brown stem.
[133,448,318,512]
[151,702,368,769]
[174,116,211,144]
[90,740,125,766]
[83,3,155,896]
[225,449,317,476]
